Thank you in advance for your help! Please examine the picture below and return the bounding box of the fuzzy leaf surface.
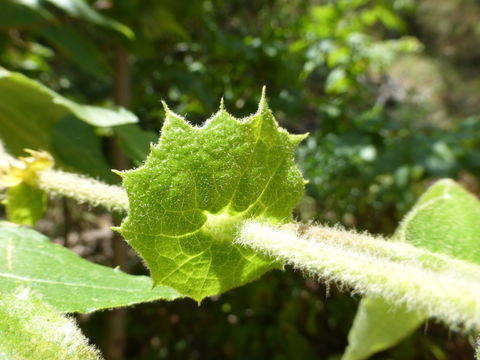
[0,222,181,313]
[0,288,101,360]
[344,179,480,360]
[118,96,306,301]
[395,179,480,261]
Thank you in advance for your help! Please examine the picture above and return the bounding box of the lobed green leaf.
[118,92,306,301]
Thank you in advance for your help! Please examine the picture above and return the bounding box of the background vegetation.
[1,0,479,359]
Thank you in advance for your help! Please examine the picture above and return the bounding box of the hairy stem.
[11,162,480,332]
[237,221,480,330]
[37,170,128,213]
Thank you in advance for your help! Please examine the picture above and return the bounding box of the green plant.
[1,93,480,359]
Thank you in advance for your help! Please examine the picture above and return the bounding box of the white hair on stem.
[37,170,128,213]
[237,221,480,331]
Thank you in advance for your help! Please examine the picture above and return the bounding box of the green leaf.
[395,179,480,262]
[4,183,47,226]
[43,0,134,39]
[343,179,480,360]
[0,222,181,313]
[342,298,423,360]
[141,5,189,40]
[0,288,101,360]
[38,25,110,78]
[0,69,137,174]
[52,115,116,183]
[0,0,50,27]
[4,0,133,39]
[114,124,158,165]
[118,94,306,302]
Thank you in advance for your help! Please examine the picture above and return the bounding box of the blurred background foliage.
[1,0,480,359]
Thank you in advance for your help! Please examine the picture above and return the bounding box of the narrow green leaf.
[43,0,134,39]
[344,179,480,360]
[118,95,306,301]
[5,0,133,39]
[0,0,50,27]
[0,222,181,313]
[0,288,101,360]
[5,183,47,226]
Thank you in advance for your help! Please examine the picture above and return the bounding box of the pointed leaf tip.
[118,91,305,300]
[289,133,309,146]
[161,100,171,115]
[259,86,268,112]
[219,97,225,111]
[111,169,124,178]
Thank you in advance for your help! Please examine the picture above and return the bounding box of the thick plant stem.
[237,221,480,331]
[37,170,128,212]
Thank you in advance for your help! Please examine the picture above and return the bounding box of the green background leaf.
[118,98,306,301]
[4,183,47,226]
[52,115,117,183]
[0,288,101,360]
[43,0,134,38]
[0,0,51,27]
[3,0,132,39]
[0,68,137,153]
[0,222,181,313]
[37,25,110,79]
[343,179,480,360]
[0,69,137,179]
[114,124,158,166]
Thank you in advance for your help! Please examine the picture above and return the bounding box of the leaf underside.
[118,95,306,301]
[0,222,181,313]
[343,179,480,360]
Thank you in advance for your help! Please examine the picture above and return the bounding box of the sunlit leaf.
[118,94,306,301]
[0,222,181,313]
